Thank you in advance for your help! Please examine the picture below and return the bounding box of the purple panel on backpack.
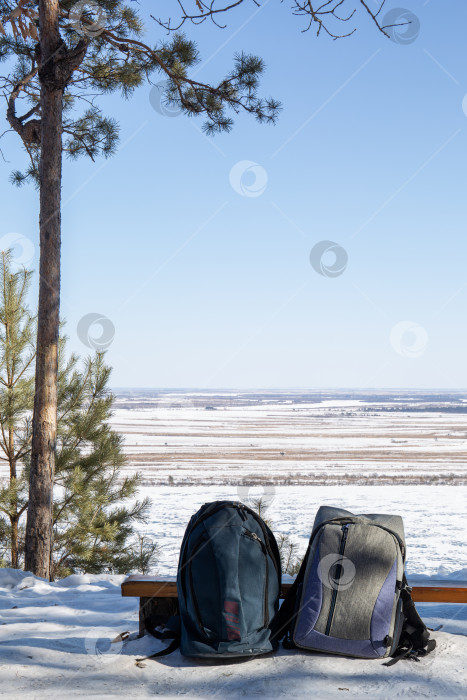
[294,546,322,643]
[295,628,379,658]
[370,556,397,656]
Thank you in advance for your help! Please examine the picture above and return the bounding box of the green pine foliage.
[0,251,156,578]
[0,252,35,568]
[249,496,302,575]
[276,533,302,576]
[0,0,280,185]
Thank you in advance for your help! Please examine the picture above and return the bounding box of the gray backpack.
[273,506,436,664]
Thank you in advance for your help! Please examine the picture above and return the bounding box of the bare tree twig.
[152,0,410,40]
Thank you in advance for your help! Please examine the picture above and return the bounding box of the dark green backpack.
[178,500,281,658]
[140,500,281,660]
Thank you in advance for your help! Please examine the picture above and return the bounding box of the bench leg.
[138,596,179,638]
[138,597,148,637]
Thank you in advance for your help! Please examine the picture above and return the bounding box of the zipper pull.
[242,529,265,548]
[237,504,248,521]
[339,524,350,551]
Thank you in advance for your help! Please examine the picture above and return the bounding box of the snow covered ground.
[0,569,466,699]
[3,482,465,697]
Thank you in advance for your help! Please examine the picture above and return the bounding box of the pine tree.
[249,496,301,575]
[0,250,154,579]
[0,252,35,568]
[0,0,280,578]
[0,0,396,578]
[276,533,302,576]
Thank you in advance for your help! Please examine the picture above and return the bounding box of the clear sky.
[1,1,467,389]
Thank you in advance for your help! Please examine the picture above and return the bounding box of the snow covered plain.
[142,484,467,579]
[110,392,467,486]
[107,392,467,577]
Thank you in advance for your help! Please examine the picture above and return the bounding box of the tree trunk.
[9,417,19,568]
[24,0,63,579]
[9,452,18,569]
[10,514,19,568]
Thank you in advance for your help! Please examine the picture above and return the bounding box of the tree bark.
[9,441,18,569]
[10,514,19,568]
[8,390,19,568]
[24,0,63,579]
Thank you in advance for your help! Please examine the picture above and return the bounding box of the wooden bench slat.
[121,576,467,604]
[411,587,467,604]
[122,579,178,598]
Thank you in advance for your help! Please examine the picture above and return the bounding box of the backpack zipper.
[238,504,282,627]
[325,524,349,636]
[188,535,208,634]
[237,504,249,521]
[242,528,269,627]
[310,517,405,562]
[242,529,262,545]
[206,501,280,579]
[180,502,280,628]
[241,505,280,578]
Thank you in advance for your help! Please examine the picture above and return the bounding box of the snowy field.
[0,569,466,699]
[140,484,467,579]
[106,392,467,576]
[108,393,467,486]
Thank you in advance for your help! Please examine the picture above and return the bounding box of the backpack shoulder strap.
[384,574,436,666]
[270,542,311,646]
[136,637,180,663]
[137,605,181,662]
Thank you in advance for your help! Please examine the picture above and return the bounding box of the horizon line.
[110,386,467,393]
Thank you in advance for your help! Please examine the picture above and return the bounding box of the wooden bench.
[121,575,467,637]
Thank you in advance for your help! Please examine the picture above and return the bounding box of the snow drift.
[0,568,466,698]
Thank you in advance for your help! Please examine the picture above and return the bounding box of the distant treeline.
[112,389,467,410]
[364,405,467,414]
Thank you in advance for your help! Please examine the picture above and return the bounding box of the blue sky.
[1,0,467,389]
